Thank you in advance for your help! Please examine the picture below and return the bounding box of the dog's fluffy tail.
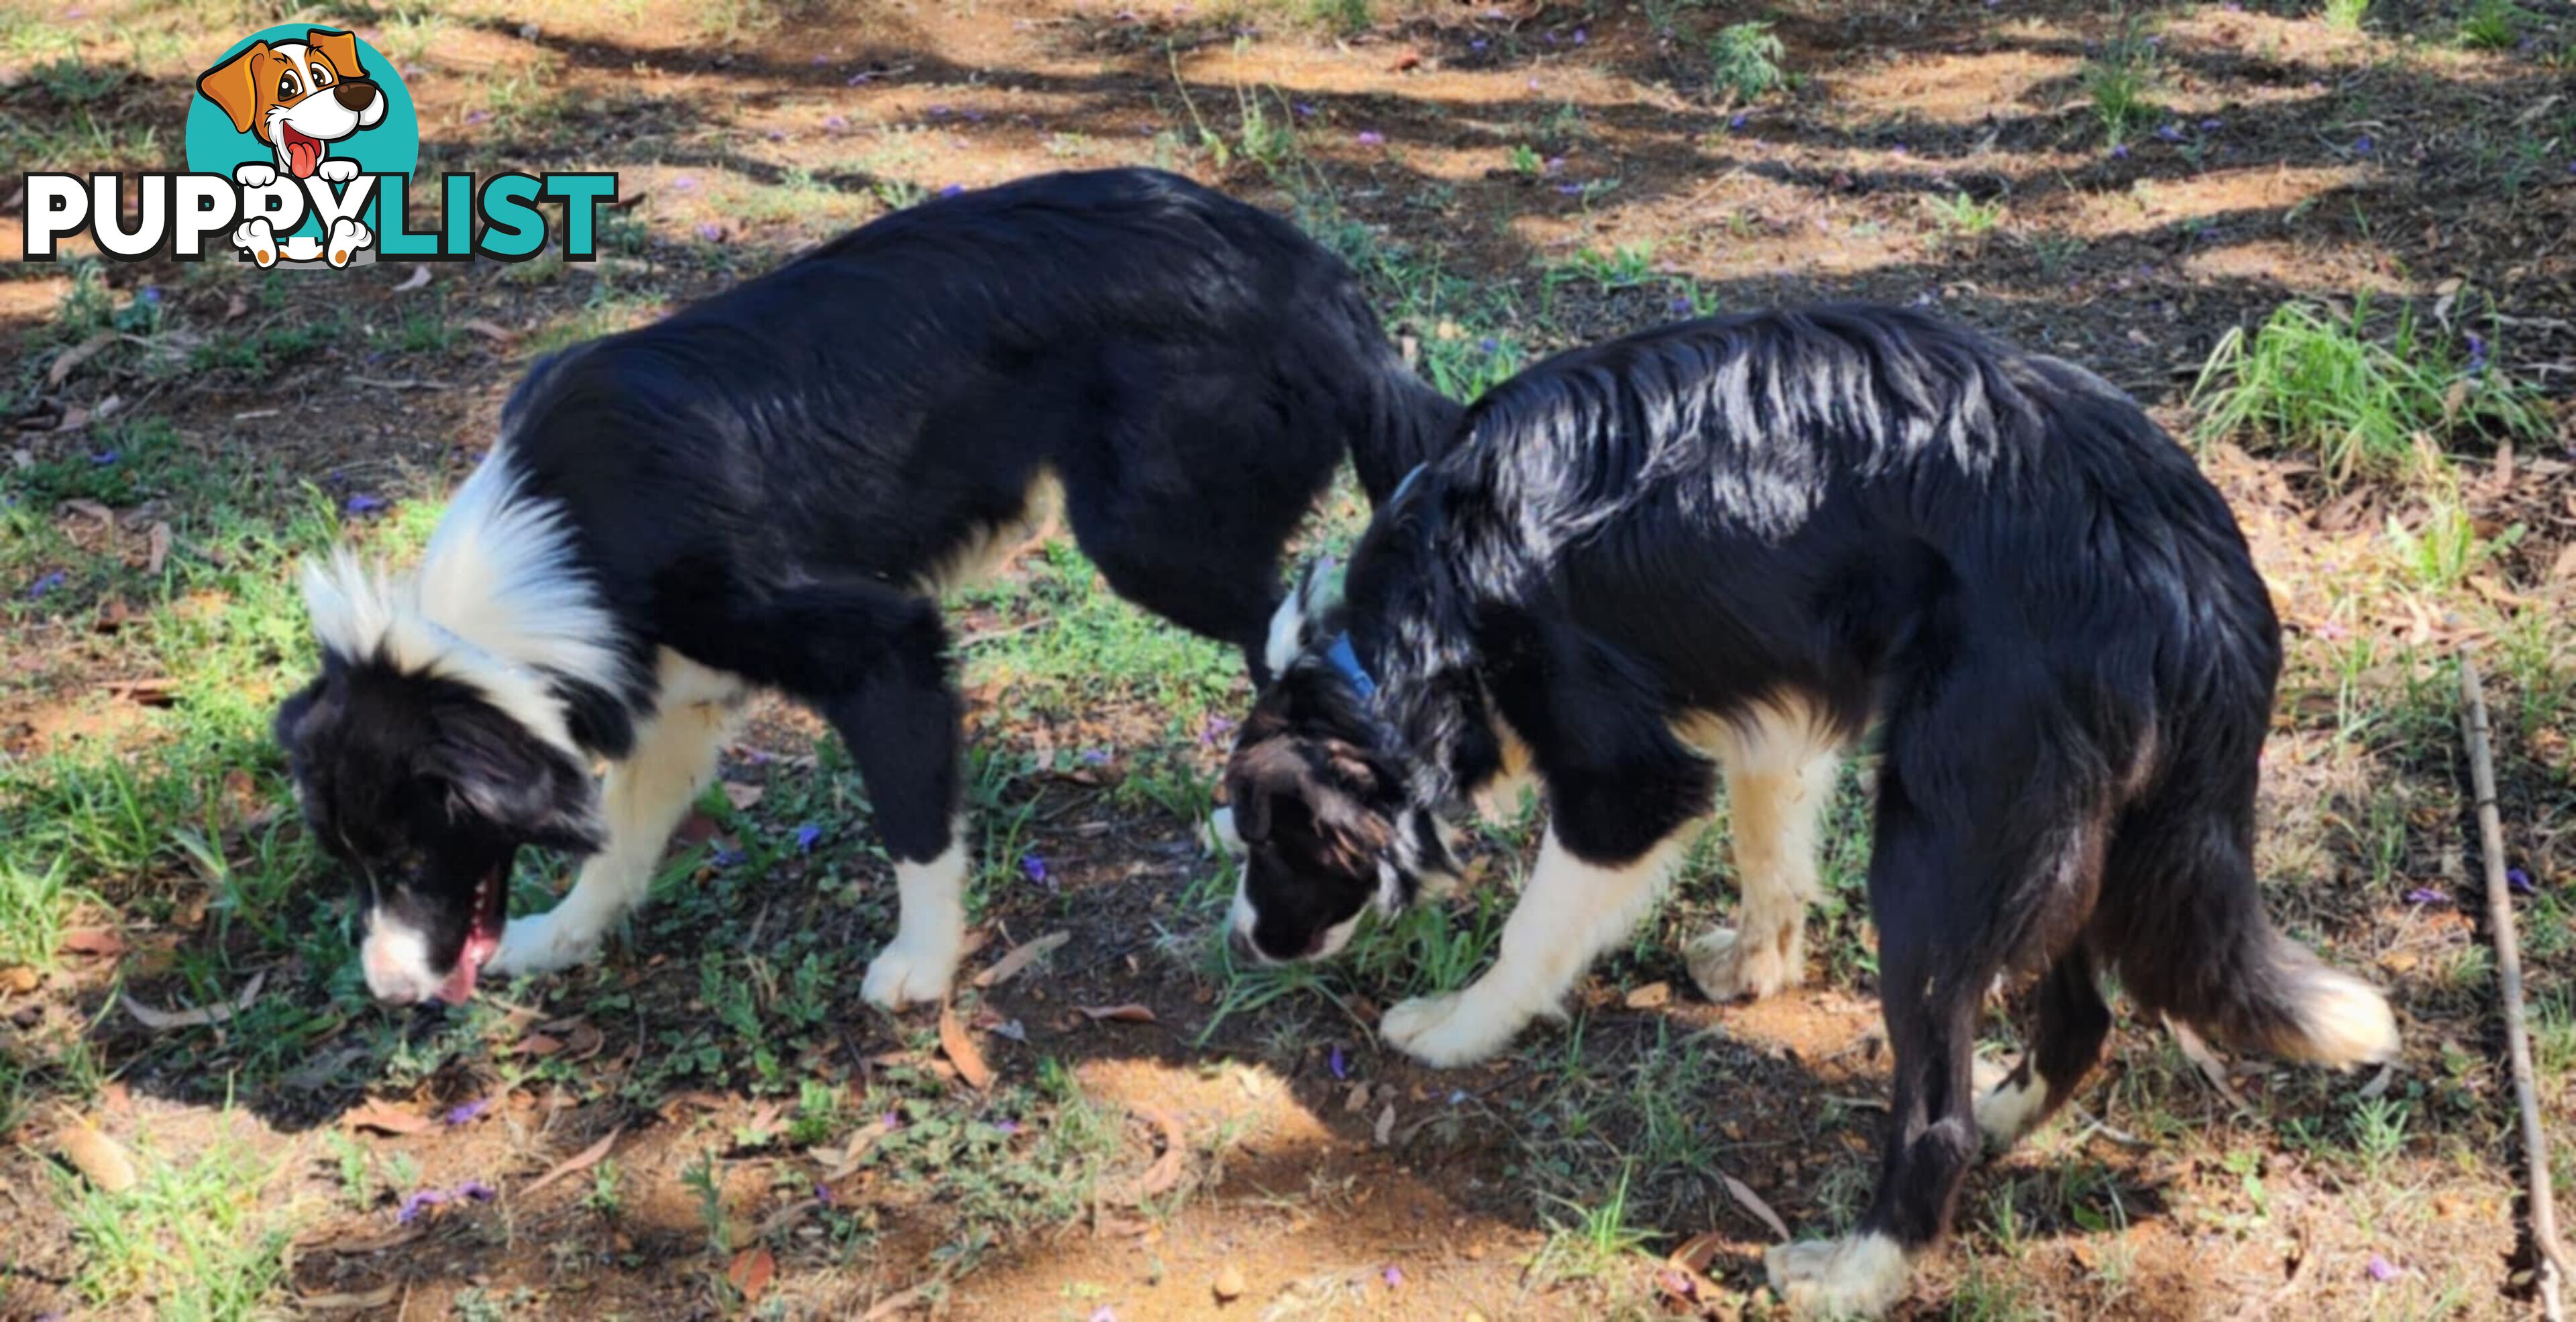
[2220,934,2402,1068]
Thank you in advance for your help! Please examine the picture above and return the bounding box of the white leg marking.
[863,826,971,1009]
[1765,1231,1909,1319]
[1380,826,1684,1068]
[488,671,737,979]
[1684,704,1839,1003]
[1973,1054,2051,1148]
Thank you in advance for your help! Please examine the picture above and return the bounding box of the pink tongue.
[286,138,321,178]
[434,956,478,1005]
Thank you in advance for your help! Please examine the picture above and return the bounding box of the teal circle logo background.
[182,25,419,242]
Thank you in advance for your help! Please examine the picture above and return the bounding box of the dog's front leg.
[488,700,734,979]
[1379,826,1684,1067]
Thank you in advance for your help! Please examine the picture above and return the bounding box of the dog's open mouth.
[280,125,323,179]
[433,866,509,1005]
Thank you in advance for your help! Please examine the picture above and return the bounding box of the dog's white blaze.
[1765,1231,1909,1318]
[914,471,1063,598]
[487,651,742,979]
[863,827,971,1009]
[2288,966,2402,1068]
[359,907,440,1003]
[301,448,625,757]
[1262,586,1309,677]
[1381,826,1686,1067]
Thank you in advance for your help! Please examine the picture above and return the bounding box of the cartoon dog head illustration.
[196,28,386,180]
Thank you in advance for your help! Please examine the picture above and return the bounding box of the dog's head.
[197,28,387,179]
[276,622,601,1007]
[1222,563,1446,963]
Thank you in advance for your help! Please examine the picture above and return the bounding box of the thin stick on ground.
[2460,651,2568,1322]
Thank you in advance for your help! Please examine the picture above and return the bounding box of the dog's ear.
[197,41,271,135]
[304,28,368,84]
[417,699,603,855]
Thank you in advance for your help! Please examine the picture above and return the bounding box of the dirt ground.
[4,1,2575,1319]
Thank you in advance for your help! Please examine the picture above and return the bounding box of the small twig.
[955,620,1042,649]
[2462,651,2568,1321]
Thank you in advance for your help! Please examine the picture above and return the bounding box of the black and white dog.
[1224,305,2398,1315]
[274,168,1457,1011]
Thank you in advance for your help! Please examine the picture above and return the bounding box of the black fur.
[280,168,1458,999]
[1228,302,2392,1270]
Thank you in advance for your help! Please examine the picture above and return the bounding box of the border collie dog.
[274,168,1456,1011]
[1225,305,2399,1315]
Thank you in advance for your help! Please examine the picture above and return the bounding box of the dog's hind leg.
[1379,824,1690,1067]
[1686,706,1841,1003]
[489,665,741,979]
[1975,944,2112,1149]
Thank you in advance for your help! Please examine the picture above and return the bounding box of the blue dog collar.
[1324,632,1378,700]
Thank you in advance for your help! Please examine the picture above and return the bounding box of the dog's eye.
[277,70,301,99]
[311,66,332,87]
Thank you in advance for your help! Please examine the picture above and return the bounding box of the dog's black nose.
[333,78,379,112]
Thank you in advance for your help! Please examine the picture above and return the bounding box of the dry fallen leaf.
[58,927,124,958]
[0,966,38,994]
[973,929,1069,988]
[392,264,432,292]
[519,1128,621,1199]
[123,970,264,1032]
[1120,1104,1187,1201]
[341,1099,435,1136]
[145,520,171,575]
[1623,981,1672,1009]
[940,1005,996,1090]
[721,781,764,810]
[1076,1003,1157,1024]
[298,1284,399,1311]
[456,318,518,343]
[1721,1172,1790,1242]
[727,1246,775,1302]
[58,1117,138,1192]
[47,332,114,388]
[1373,1101,1396,1147]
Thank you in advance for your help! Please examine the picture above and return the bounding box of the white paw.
[325,217,373,267]
[1686,924,1801,1003]
[1765,1233,1909,1319]
[863,934,959,1010]
[233,162,278,188]
[1378,991,1523,1068]
[486,914,601,978]
[317,158,359,183]
[1973,1055,2049,1148]
[232,219,277,268]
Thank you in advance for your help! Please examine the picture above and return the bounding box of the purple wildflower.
[2200,119,2222,131]
[811,54,829,64]
[1470,38,1488,52]
[1555,182,1584,195]
[2366,1254,2399,1282]
[2465,332,2488,374]
[1729,113,1748,129]
[1328,1044,1347,1079]
[1088,1308,1116,1322]
[443,1098,490,1125]
[2404,887,2449,906]
[140,286,162,305]
[795,823,822,852]
[938,184,965,197]
[1356,131,1385,146]
[711,846,745,868]
[396,1189,445,1223]
[1672,296,1693,315]
[1479,337,1499,353]
[847,72,872,85]
[695,222,723,242]
[2110,143,2131,159]
[458,1181,496,1201]
[1080,748,1112,765]
[928,104,951,117]
[823,114,849,130]
[1572,27,1585,44]
[816,1183,835,1206]
[993,1119,1022,1135]
[344,492,386,515]
[28,571,66,599]
[1383,1265,1404,1288]
[1199,714,1236,748]
[89,450,118,466]
[2508,868,2535,895]
[464,109,490,125]
[2353,134,2373,154]
[2156,123,2185,143]
[1022,852,1051,885]
[672,175,700,192]
[1294,101,1316,117]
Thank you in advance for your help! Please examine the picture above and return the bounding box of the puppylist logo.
[21,24,616,269]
